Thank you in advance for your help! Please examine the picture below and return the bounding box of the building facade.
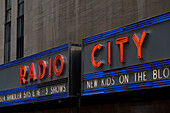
[0,0,170,64]
[0,0,170,113]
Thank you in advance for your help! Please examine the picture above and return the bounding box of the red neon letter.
[38,60,46,79]
[115,37,128,62]
[132,31,146,59]
[91,44,102,68]
[54,54,64,76]
[49,58,51,77]
[28,63,36,82]
[107,41,111,65]
[20,65,27,84]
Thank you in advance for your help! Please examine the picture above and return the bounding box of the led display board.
[82,13,170,96]
[0,43,81,107]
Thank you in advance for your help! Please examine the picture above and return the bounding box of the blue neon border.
[83,80,170,96]
[83,59,170,80]
[0,44,69,107]
[0,92,68,107]
[83,13,170,45]
[0,84,68,107]
[0,44,68,70]
[0,84,38,95]
[82,59,170,96]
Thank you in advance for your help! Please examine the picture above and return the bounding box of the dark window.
[6,0,11,23]
[18,0,24,17]
[4,0,11,63]
[17,0,24,59]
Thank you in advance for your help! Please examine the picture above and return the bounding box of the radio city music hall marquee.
[0,13,170,107]
[19,54,65,84]
[82,17,170,96]
[0,44,81,107]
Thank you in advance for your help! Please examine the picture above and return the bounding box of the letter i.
[49,58,51,77]
[107,41,111,65]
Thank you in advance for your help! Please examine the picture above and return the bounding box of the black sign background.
[83,67,170,90]
[82,20,170,75]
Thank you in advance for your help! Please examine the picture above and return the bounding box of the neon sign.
[91,31,146,67]
[20,54,65,84]
[82,16,170,96]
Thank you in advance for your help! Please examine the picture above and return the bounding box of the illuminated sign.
[0,43,81,107]
[20,54,65,84]
[83,65,170,95]
[90,31,146,66]
[0,83,67,103]
[82,14,170,96]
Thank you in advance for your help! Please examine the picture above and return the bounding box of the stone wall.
[0,0,170,63]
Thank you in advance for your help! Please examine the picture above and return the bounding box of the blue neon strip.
[0,44,68,70]
[0,92,68,107]
[83,79,170,96]
[83,59,170,80]
[83,13,170,45]
[0,84,38,95]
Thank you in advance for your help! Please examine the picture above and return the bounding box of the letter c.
[91,44,102,68]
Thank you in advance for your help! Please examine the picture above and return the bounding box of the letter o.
[163,68,169,78]
[54,54,64,76]
[119,75,124,84]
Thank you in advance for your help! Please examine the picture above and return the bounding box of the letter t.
[115,37,128,62]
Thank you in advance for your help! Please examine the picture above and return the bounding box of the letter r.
[20,65,27,84]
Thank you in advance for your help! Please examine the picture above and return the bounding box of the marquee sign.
[0,43,81,107]
[19,54,65,84]
[82,13,170,96]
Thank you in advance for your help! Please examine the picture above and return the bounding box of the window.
[17,0,24,59]
[6,0,11,23]
[4,0,11,63]
[18,0,24,17]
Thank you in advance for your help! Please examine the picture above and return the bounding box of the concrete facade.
[0,0,170,64]
[0,0,5,64]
